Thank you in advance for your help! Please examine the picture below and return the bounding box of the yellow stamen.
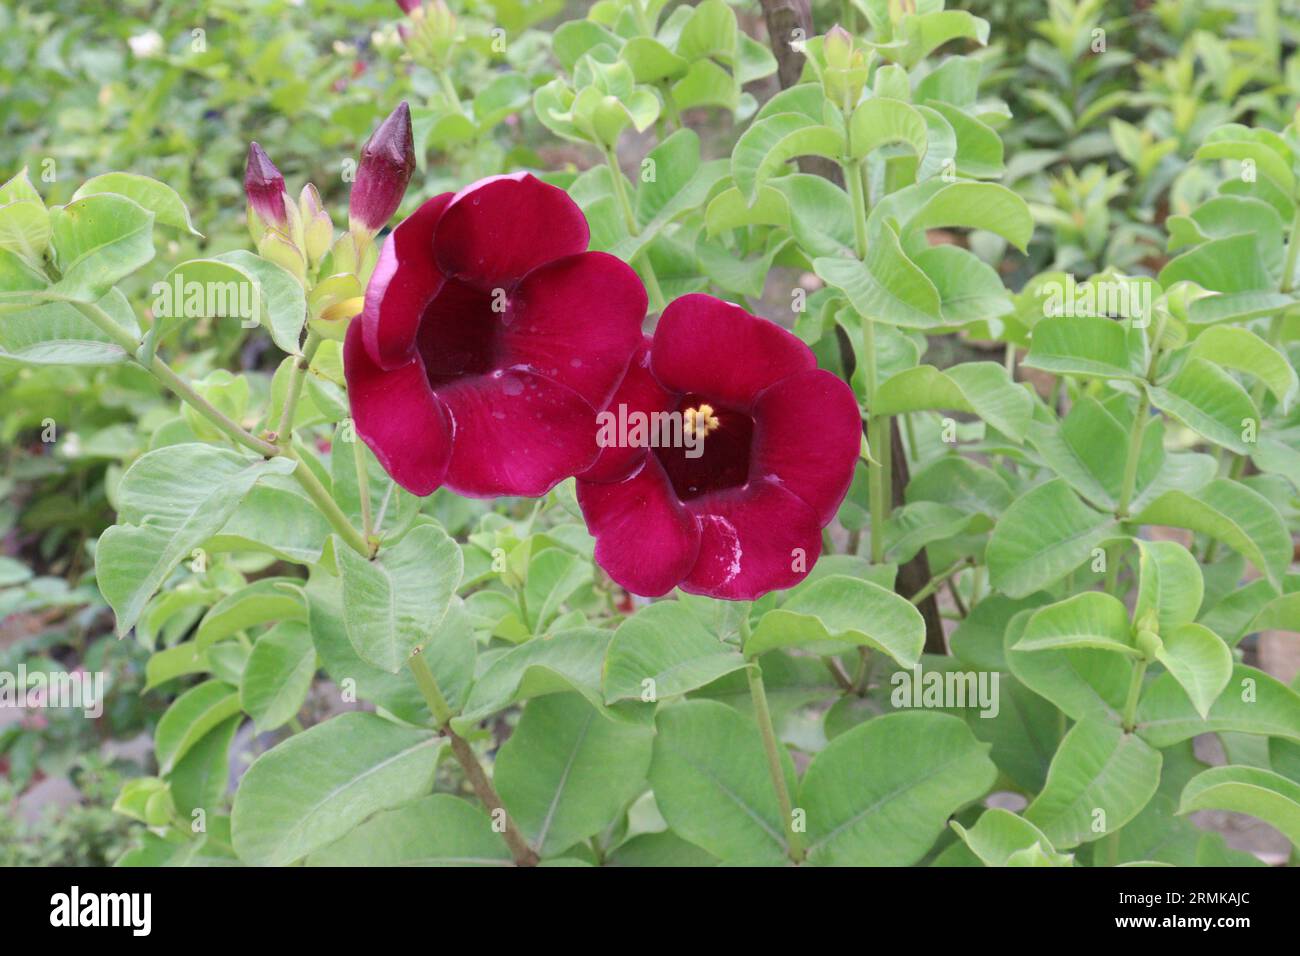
[684,403,720,439]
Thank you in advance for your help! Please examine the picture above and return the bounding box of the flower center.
[417,279,502,389]
[683,403,720,439]
[653,395,754,502]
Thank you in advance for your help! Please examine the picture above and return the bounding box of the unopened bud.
[348,101,416,237]
[244,142,288,235]
[299,184,334,265]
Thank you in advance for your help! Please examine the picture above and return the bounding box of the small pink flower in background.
[344,173,647,498]
[578,295,861,601]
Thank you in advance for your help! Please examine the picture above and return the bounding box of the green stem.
[437,69,462,111]
[355,441,373,541]
[277,331,322,446]
[408,653,539,867]
[283,445,373,558]
[909,558,970,607]
[1115,390,1149,519]
[72,300,279,458]
[843,159,888,562]
[1121,657,1149,733]
[605,147,666,313]
[745,660,805,863]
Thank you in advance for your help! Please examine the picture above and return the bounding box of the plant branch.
[72,300,280,458]
[409,653,539,867]
[745,659,805,863]
[276,330,322,446]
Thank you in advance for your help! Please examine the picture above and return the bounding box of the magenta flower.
[577,295,861,600]
[349,102,416,236]
[244,142,287,229]
[344,173,647,498]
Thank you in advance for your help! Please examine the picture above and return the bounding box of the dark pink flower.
[349,102,416,236]
[344,173,647,498]
[244,142,287,228]
[577,295,861,600]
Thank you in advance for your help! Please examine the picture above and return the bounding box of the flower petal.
[580,336,673,483]
[433,173,590,290]
[361,193,451,370]
[578,458,700,598]
[438,369,599,497]
[682,479,822,600]
[651,294,815,408]
[501,251,647,407]
[752,369,861,524]
[343,320,451,496]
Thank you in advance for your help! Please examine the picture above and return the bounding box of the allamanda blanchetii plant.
[1,0,1297,868]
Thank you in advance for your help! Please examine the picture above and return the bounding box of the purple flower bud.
[349,102,416,235]
[244,142,288,228]
[395,0,421,14]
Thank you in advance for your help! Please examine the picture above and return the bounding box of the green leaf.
[1134,479,1290,590]
[951,808,1071,867]
[336,521,463,673]
[1134,539,1203,636]
[986,479,1117,598]
[1147,357,1258,454]
[874,362,1031,441]
[1178,766,1300,849]
[848,97,927,161]
[923,101,1003,178]
[523,546,592,634]
[1015,592,1138,656]
[1159,233,1275,293]
[1154,623,1232,720]
[746,574,925,667]
[732,112,844,202]
[604,600,748,705]
[0,289,140,366]
[1023,315,1145,381]
[215,250,307,356]
[1024,719,1162,848]
[903,182,1032,252]
[1188,326,1298,411]
[144,641,209,691]
[648,699,794,865]
[622,36,688,83]
[1005,609,1130,722]
[97,445,295,636]
[168,716,239,815]
[72,172,201,236]
[1137,664,1300,747]
[675,0,737,63]
[195,578,306,650]
[0,200,50,263]
[231,711,442,866]
[496,693,654,858]
[306,794,511,866]
[154,680,242,775]
[454,627,616,731]
[800,711,996,865]
[49,193,155,302]
[896,11,990,67]
[240,620,316,733]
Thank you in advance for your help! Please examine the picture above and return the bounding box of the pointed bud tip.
[244,142,288,227]
[349,103,417,233]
